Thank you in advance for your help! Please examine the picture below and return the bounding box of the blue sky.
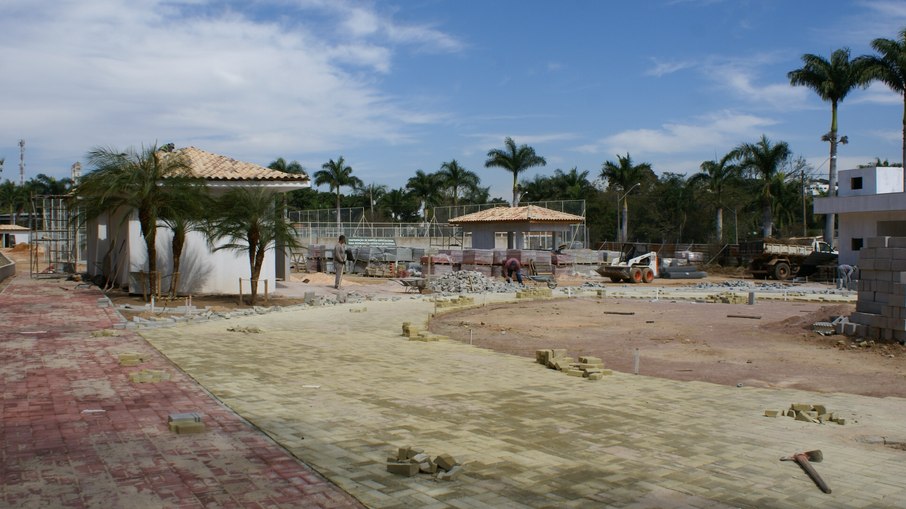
[1,0,906,200]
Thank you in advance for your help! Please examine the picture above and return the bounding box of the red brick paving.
[0,274,364,508]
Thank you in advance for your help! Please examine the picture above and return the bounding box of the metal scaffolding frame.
[30,195,83,278]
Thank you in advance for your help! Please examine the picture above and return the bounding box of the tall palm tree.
[160,192,210,298]
[314,156,362,230]
[689,153,739,242]
[600,153,653,242]
[788,48,872,246]
[379,188,419,222]
[484,137,547,206]
[733,135,792,238]
[551,167,594,200]
[74,144,204,299]
[865,29,906,171]
[438,159,480,206]
[406,170,442,220]
[206,187,300,305]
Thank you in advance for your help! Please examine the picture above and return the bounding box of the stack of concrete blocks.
[168,412,206,434]
[421,253,454,276]
[848,236,906,342]
[763,403,846,425]
[461,249,494,276]
[386,446,461,480]
[535,349,612,380]
[306,245,325,272]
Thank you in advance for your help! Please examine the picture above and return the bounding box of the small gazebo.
[448,205,584,249]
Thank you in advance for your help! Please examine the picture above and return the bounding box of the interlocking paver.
[139,295,906,508]
[0,274,363,508]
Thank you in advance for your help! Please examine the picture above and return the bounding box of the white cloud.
[645,58,694,77]
[0,0,460,172]
[584,111,777,157]
[851,83,902,105]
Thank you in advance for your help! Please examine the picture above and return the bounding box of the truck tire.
[630,267,643,283]
[773,262,791,280]
[641,267,654,283]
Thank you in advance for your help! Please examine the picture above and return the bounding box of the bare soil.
[430,297,906,398]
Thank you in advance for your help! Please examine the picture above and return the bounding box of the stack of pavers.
[848,236,906,341]
[535,349,612,380]
[461,249,494,276]
[764,403,847,425]
[401,321,446,342]
[306,245,325,272]
[517,287,552,299]
[386,446,462,480]
[168,412,206,434]
[119,351,171,383]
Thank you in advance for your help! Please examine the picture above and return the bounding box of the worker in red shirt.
[504,257,524,285]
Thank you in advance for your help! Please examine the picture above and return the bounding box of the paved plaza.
[3,273,906,508]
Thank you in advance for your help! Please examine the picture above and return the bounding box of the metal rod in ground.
[633,348,640,375]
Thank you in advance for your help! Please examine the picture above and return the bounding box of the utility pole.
[801,168,807,237]
[18,139,25,185]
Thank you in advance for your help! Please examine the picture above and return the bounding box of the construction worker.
[333,235,347,289]
[837,263,856,290]
[504,257,524,285]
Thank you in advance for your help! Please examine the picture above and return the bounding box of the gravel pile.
[688,280,755,290]
[427,270,516,294]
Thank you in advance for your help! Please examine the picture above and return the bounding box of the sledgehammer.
[780,449,831,494]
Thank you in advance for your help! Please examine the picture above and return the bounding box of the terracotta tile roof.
[0,224,29,232]
[168,147,310,183]
[449,205,584,224]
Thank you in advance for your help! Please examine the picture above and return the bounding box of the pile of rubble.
[386,446,462,480]
[764,403,847,425]
[535,349,612,380]
[427,270,515,294]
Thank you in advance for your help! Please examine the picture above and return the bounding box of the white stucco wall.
[86,208,277,296]
[839,166,903,196]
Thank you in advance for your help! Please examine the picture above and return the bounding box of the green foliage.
[205,187,300,305]
[406,170,443,219]
[73,144,206,297]
[438,160,480,206]
[865,29,906,166]
[485,137,547,206]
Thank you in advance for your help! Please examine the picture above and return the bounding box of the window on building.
[851,177,863,190]
[852,238,863,251]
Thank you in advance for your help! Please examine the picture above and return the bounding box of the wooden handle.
[796,455,832,494]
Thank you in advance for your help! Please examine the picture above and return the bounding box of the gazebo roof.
[0,224,29,232]
[448,205,584,224]
[168,147,310,183]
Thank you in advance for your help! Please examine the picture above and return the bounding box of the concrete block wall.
[849,236,906,342]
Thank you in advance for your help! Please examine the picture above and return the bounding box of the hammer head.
[782,450,823,463]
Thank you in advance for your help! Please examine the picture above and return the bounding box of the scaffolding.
[30,195,83,278]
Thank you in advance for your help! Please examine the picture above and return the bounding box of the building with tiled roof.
[449,205,584,224]
[169,147,310,188]
[449,205,585,249]
[85,146,308,296]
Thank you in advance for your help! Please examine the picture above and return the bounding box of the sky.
[1,0,906,200]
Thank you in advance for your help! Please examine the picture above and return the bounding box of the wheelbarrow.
[392,277,429,294]
[526,274,557,289]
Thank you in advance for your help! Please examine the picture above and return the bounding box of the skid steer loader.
[595,244,659,283]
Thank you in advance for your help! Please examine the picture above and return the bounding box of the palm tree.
[865,29,906,171]
[29,174,73,195]
[268,157,306,174]
[733,135,792,238]
[788,48,872,246]
[74,144,204,299]
[689,153,739,242]
[551,167,594,200]
[379,188,419,222]
[160,193,210,298]
[314,156,362,230]
[206,187,300,305]
[484,137,547,206]
[600,153,653,242]
[0,181,30,224]
[406,170,442,220]
[438,160,480,206]
[356,182,388,221]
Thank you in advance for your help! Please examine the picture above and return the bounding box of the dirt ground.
[430,297,906,398]
[5,244,906,399]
